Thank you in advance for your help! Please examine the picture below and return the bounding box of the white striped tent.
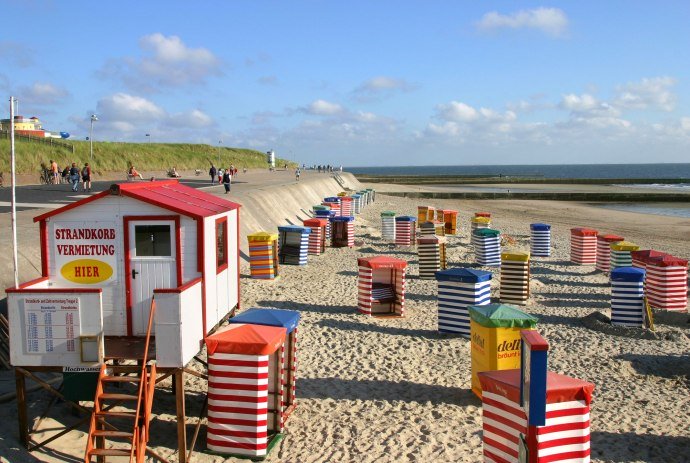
[395,216,416,247]
[435,268,491,337]
[530,223,551,257]
[419,221,436,236]
[630,249,667,270]
[479,369,594,463]
[500,251,530,305]
[610,241,640,271]
[303,218,327,255]
[228,308,301,420]
[381,211,396,242]
[570,227,598,265]
[365,188,376,202]
[610,267,646,327]
[473,228,501,267]
[471,216,491,232]
[417,236,446,279]
[351,194,362,214]
[357,256,407,316]
[314,210,336,246]
[205,324,287,458]
[340,197,353,217]
[645,255,689,312]
[331,216,355,248]
[595,234,624,273]
[278,225,311,265]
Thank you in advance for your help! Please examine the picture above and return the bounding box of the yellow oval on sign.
[60,259,113,284]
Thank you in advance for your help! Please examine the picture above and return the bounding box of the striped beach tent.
[418,235,446,279]
[595,234,624,273]
[278,225,311,265]
[479,366,594,462]
[440,209,458,235]
[205,324,287,458]
[631,249,668,270]
[500,251,530,305]
[381,211,396,242]
[471,216,491,232]
[331,216,355,248]
[570,228,598,265]
[340,196,353,216]
[247,232,279,280]
[610,267,646,327]
[357,256,407,316]
[610,241,640,270]
[473,228,501,267]
[228,308,301,423]
[645,255,688,312]
[530,223,551,257]
[435,268,491,337]
[302,218,327,255]
[314,209,336,245]
[395,216,417,247]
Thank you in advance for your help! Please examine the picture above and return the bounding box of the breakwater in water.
[378,191,690,202]
[355,175,690,185]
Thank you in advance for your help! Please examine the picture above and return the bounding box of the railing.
[0,130,75,152]
[131,296,157,462]
[84,364,107,461]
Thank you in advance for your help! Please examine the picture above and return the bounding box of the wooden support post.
[175,369,187,463]
[15,369,28,448]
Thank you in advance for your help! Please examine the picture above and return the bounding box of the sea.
[348,163,690,218]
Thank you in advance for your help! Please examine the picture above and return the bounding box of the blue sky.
[2,1,689,166]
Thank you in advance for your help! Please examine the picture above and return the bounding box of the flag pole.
[10,96,19,288]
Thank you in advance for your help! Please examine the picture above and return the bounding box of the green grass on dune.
[0,138,294,174]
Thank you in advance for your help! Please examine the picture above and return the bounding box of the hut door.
[126,219,178,336]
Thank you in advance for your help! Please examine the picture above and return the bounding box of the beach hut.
[611,267,646,327]
[530,223,551,257]
[419,221,436,236]
[248,232,280,280]
[610,241,640,270]
[596,234,624,273]
[205,324,286,458]
[469,304,537,397]
[366,188,376,203]
[570,227,598,265]
[303,218,327,255]
[435,268,491,337]
[314,209,335,245]
[312,204,328,213]
[631,249,668,270]
[473,228,501,267]
[395,216,417,247]
[330,216,355,248]
[474,212,491,218]
[323,197,340,216]
[500,251,530,305]
[278,225,311,265]
[381,211,396,242]
[357,190,369,207]
[478,331,594,463]
[357,256,407,316]
[228,308,301,421]
[471,216,491,232]
[645,255,688,312]
[440,210,458,235]
[340,196,353,217]
[417,206,435,228]
[418,235,446,279]
[351,194,362,215]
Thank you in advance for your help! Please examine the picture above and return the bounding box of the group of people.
[209,164,237,193]
[48,159,92,192]
[315,164,339,173]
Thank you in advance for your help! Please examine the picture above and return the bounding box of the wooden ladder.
[84,297,157,462]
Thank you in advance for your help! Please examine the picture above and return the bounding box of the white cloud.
[303,99,344,116]
[476,8,569,37]
[614,77,676,111]
[17,82,70,105]
[168,109,213,128]
[352,76,418,102]
[97,93,166,122]
[436,101,479,122]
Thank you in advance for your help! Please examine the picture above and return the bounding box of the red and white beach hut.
[205,323,286,458]
[630,250,668,270]
[303,218,327,255]
[6,180,240,369]
[595,234,624,273]
[340,196,354,216]
[357,256,407,316]
[570,228,598,265]
[645,255,688,312]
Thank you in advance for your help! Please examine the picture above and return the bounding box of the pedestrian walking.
[295,167,301,182]
[81,162,92,192]
[69,163,80,192]
[222,167,232,194]
[209,164,217,185]
[50,159,59,184]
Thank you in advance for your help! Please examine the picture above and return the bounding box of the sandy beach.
[1,178,689,462]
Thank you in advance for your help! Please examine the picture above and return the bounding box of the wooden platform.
[104,336,156,361]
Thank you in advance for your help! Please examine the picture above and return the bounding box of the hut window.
[216,217,228,271]
[134,225,171,257]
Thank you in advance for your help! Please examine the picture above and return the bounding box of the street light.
[146,133,151,143]
[89,114,98,161]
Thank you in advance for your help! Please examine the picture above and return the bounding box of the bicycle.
[39,169,52,185]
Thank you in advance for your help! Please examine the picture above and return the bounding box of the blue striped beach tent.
[435,268,492,337]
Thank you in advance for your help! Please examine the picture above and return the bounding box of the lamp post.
[89,114,98,161]
[146,133,151,143]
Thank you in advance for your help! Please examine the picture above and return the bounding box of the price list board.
[23,297,80,354]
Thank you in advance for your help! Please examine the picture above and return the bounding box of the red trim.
[33,190,110,223]
[123,215,182,336]
[197,219,204,273]
[215,216,229,274]
[236,210,241,313]
[6,276,49,292]
[39,220,49,277]
[6,286,102,294]
[154,277,202,293]
[200,219,207,337]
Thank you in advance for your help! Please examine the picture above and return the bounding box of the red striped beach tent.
[248,232,280,280]
[630,249,668,270]
[331,216,355,248]
[302,218,327,255]
[478,335,594,463]
[205,324,287,458]
[395,216,417,247]
[595,234,624,273]
[570,228,598,265]
[323,197,341,216]
[314,209,336,245]
[278,226,311,266]
[645,255,688,312]
[340,196,354,217]
[357,256,407,317]
[228,308,301,424]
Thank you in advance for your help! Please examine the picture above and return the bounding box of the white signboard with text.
[24,296,80,354]
[52,221,118,285]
